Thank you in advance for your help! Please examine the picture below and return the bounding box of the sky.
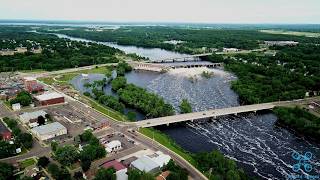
[1,0,320,24]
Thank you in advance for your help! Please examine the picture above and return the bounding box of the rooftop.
[105,140,121,148]
[19,110,47,122]
[31,122,66,135]
[0,121,10,133]
[35,92,64,101]
[24,77,37,81]
[131,156,159,172]
[101,160,126,171]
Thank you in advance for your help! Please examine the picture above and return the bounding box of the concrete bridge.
[168,62,223,69]
[135,102,282,128]
[129,61,222,72]
[147,53,213,63]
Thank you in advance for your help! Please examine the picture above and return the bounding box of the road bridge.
[147,53,213,63]
[135,102,288,128]
[130,61,222,72]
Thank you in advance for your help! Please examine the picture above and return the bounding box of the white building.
[131,151,171,173]
[12,103,21,111]
[223,48,239,52]
[19,110,48,127]
[105,140,122,153]
[31,122,67,141]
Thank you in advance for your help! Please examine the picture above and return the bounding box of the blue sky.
[1,0,320,23]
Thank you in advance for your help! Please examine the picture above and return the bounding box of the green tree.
[80,159,91,172]
[51,141,58,151]
[37,115,46,126]
[0,162,15,180]
[111,76,127,91]
[37,156,50,168]
[74,171,84,180]
[94,168,116,180]
[54,145,79,166]
[179,99,192,114]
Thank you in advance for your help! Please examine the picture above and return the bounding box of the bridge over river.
[134,99,316,128]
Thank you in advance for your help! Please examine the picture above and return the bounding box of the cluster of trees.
[127,169,154,180]
[51,130,106,173]
[0,162,15,180]
[48,163,71,180]
[203,43,319,104]
[45,26,320,54]
[98,95,125,113]
[117,83,174,118]
[94,168,116,180]
[162,160,188,180]
[116,61,132,76]
[194,150,253,180]
[0,27,121,72]
[273,107,320,139]
[9,91,32,106]
[1,117,33,158]
[179,99,192,114]
[78,130,107,172]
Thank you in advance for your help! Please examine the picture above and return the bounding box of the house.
[35,92,65,106]
[156,171,170,180]
[12,103,21,111]
[31,122,67,141]
[23,77,43,93]
[0,121,12,141]
[101,160,128,180]
[104,140,122,153]
[223,48,239,53]
[19,110,48,127]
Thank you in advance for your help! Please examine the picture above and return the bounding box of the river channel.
[56,33,320,179]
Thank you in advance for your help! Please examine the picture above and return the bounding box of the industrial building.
[19,110,48,127]
[35,92,65,106]
[130,151,171,173]
[31,122,67,141]
[23,77,43,93]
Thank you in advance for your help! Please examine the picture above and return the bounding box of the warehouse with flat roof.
[31,122,67,141]
[35,92,65,106]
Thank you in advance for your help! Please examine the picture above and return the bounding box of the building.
[19,110,48,127]
[23,77,43,93]
[130,151,171,173]
[104,140,122,153]
[101,160,128,180]
[35,92,65,106]
[131,156,160,173]
[12,103,21,111]
[0,121,12,141]
[223,48,239,53]
[31,122,67,141]
[264,41,299,46]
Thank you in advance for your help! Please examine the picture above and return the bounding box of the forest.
[204,44,320,104]
[0,26,121,72]
[38,26,320,54]
[273,107,320,139]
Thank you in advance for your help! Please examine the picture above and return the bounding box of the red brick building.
[35,92,65,106]
[0,121,12,141]
[24,77,43,93]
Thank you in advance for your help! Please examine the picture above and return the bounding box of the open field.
[260,30,320,38]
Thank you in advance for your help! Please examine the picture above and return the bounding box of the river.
[57,33,320,179]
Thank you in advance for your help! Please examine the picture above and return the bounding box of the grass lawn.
[20,158,36,169]
[139,127,196,166]
[38,77,55,85]
[83,95,129,122]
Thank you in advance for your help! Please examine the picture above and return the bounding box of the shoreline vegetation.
[273,106,320,140]
[139,128,254,179]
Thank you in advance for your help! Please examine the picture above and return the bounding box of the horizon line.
[1,19,320,25]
